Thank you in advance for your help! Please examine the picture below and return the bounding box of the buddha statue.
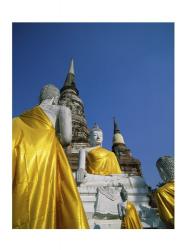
[12,84,89,229]
[76,123,122,183]
[154,156,174,228]
[39,84,72,146]
[118,186,142,229]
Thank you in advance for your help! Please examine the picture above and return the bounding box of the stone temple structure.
[59,59,90,171]
[112,118,142,176]
[58,59,165,229]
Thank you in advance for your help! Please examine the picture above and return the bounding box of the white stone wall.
[76,174,163,229]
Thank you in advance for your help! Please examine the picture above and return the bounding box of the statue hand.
[76,168,87,184]
[59,105,72,146]
[60,105,71,114]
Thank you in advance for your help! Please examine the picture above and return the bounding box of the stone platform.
[75,174,164,229]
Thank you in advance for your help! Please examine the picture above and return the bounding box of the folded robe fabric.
[86,147,122,175]
[155,181,174,228]
[121,201,142,229]
[12,106,89,229]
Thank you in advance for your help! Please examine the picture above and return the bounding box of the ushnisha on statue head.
[156,156,174,183]
[120,186,128,202]
[88,123,103,147]
[39,84,60,105]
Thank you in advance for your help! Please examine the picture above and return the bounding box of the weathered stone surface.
[59,89,89,143]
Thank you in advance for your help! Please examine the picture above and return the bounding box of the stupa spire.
[113,117,121,134]
[69,58,75,75]
[112,118,142,176]
[112,117,125,145]
[60,58,79,95]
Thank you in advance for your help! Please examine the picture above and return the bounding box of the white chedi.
[112,132,125,145]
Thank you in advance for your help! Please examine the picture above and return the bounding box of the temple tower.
[112,118,142,176]
[59,59,90,170]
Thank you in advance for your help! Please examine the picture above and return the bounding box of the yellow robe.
[12,106,89,229]
[155,181,174,228]
[121,202,142,229]
[86,147,122,175]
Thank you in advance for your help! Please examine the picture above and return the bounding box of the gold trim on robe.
[121,202,142,229]
[12,106,89,229]
[86,147,122,175]
[155,181,174,228]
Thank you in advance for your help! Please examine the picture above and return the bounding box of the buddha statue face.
[156,156,174,183]
[39,84,60,105]
[89,124,103,147]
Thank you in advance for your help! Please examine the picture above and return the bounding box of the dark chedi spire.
[60,59,79,95]
[113,117,121,134]
[59,58,89,145]
[112,117,125,145]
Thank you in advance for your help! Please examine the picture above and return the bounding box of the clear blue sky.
[13,23,174,188]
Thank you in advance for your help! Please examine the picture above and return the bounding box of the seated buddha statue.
[154,156,174,228]
[118,186,142,229]
[76,123,122,183]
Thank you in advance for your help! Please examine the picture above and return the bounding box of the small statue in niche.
[118,186,142,229]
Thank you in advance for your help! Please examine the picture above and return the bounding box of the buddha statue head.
[39,84,60,105]
[89,123,103,147]
[156,156,174,183]
[120,186,128,202]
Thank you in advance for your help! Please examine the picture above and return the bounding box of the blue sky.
[13,23,174,188]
